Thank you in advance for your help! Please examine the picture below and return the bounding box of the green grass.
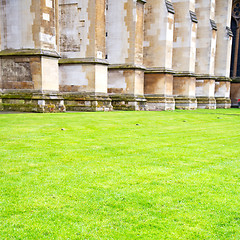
[0,109,240,240]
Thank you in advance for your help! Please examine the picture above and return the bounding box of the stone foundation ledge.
[196,97,216,109]
[0,49,60,58]
[215,97,231,109]
[62,92,112,112]
[109,94,147,111]
[145,95,175,111]
[174,97,197,110]
[0,92,65,113]
[231,77,240,83]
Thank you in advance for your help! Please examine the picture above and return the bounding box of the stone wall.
[0,0,236,112]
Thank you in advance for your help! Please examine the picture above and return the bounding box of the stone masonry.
[0,0,237,112]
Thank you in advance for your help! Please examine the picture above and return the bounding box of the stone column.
[107,0,147,110]
[144,0,175,111]
[195,0,217,109]
[172,0,197,110]
[214,0,233,108]
[0,0,65,112]
[58,0,112,111]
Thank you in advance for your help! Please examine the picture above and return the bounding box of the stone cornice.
[173,71,195,77]
[230,77,240,83]
[59,58,109,65]
[195,74,217,80]
[145,67,174,74]
[215,76,232,82]
[0,49,61,58]
[108,64,146,70]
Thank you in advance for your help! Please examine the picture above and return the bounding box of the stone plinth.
[110,94,147,111]
[173,73,197,110]
[63,92,112,112]
[0,91,65,113]
[145,95,175,111]
[195,76,216,109]
[108,65,147,111]
[215,78,231,108]
[144,69,175,110]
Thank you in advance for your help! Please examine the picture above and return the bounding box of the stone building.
[0,0,238,112]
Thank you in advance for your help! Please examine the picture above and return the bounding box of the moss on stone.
[0,49,60,58]
[1,93,33,99]
[2,103,42,112]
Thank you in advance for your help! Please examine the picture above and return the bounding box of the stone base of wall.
[215,97,231,109]
[215,80,231,109]
[110,94,147,111]
[175,97,197,110]
[0,91,65,113]
[230,81,240,107]
[63,93,112,112]
[197,97,216,109]
[0,93,234,112]
[145,95,175,111]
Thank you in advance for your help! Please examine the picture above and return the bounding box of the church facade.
[0,0,239,112]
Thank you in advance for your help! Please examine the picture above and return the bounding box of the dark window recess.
[165,0,175,14]
[230,18,237,77]
[226,26,234,37]
[189,11,198,23]
[210,19,217,31]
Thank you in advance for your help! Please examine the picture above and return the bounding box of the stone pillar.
[143,0,175,111]
[58,0,112,111]
[195,0,217,109]
[172,0,197,110]
[107,0,147,110]
[0,0,65,112]
[214,0,233,108]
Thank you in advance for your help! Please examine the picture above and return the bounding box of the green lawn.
[0,109,240,239]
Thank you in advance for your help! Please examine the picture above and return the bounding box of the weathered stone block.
[175,97,197,110]
[63,93,112,112]
[0,92,65,113]
[215,97,231,109]
[110,94,147,111]
[145,95,175,111]
[197,97,216,109]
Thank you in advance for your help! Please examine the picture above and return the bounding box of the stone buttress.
[214,0,233,108]
[106,0,147,110]
[58,0,112,111]
[143,0,175,111]
[195,0,217,109]
[0,0,235,113]
[172,0,198,110]
[0,0,65,112]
